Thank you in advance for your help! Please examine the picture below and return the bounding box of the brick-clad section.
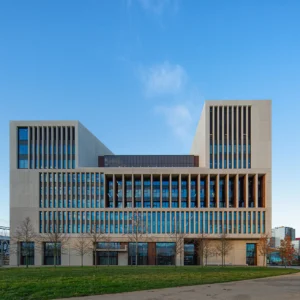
[98,156,104,167]
[148,242,156,265]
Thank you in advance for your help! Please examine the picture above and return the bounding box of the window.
[44,242,61,265]
[128,242,148,265]
[246,243,256,265]
[20,242,35,265]
[18,127,28,169]
[96,251,118,265]
[156,243,175,265]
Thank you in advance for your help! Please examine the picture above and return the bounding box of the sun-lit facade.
[10,100,272,266]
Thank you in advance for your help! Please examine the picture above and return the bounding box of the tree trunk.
[26,252,28,268]
[81,254,83,267]
[265,255,267,267]
[54,248,57,268]
[135,241,138,267]
[94,249,97,268]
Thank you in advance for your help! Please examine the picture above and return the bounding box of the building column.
[113,174,116,208]
[169,174,172,208]
[122,174,125,208]
[197,174,200,208]
[150,174,153,208]
[141,174,144,209]
[245,174,248,208]
[188,174,191,208]
[206,174,210,208]
[254,174,258,208]
[225,174,229,208]
[179,174,182,208]
[216,175,219,208]
[160,174,162,208]
[235,174,239,208]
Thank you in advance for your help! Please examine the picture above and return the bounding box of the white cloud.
[139,0,178,14]
[141,61,187,96]
[155,104,193,141]
[127,0,178,15]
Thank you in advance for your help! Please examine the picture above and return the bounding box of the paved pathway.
[58,273,300,300]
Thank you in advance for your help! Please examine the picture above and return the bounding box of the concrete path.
[58,273,300,300]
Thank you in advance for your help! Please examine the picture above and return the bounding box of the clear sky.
[0,0,299,235]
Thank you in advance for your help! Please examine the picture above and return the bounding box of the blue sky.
[0,0,299,234]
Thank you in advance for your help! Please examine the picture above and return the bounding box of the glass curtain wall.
[20,242,35,265]
[44,242,61,265]
[128,242,148,265]
[156,243,175,265]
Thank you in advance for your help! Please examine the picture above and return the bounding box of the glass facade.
[20,242,34,265]
[38,172,267,236]
[18,127,28,168]
[181,178,188,208]
[103,155,197,168]
[219,177,225,207]
[156,243,175,265]
[44,242,61,265]
[209,106,251,169]
[246,243,257,265]
[210,177,216,208]
[128,242,148,265]
[17,126,75,169]
[184,243,197,265]
[39,172,265,210]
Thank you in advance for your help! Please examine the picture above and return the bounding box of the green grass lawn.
[0,266,299,300]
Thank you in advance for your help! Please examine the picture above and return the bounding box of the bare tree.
[257,234,273,267]
[101,234,113,266]
[170,229,186,267]
[73,233,91,267]
[13,217,38,268]
[169,218,188,267]
[88,227,107,268]
[216,232,233,267]
[41,221,69,267]
[197,233,214,266]
[125,209,149,267]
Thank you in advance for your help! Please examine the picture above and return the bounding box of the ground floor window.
[44,242,61,265]
[128,242,148,265]
[184,243,197,265]
[156,243,175,265]
[246,243,257,265]
[95,251,118,265]
[20,242,35,265]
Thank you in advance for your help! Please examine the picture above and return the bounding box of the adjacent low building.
[10,100,272,266]
[0,226,10,266]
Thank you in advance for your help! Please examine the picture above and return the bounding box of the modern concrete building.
[10,100,272,266]
[271,226,296,248]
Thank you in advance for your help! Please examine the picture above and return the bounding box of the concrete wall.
[77,122,113,168]
[118,252,128,266]
[190,103,207,167]
[10,169,40,266]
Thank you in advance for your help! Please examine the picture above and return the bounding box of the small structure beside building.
[0,226,10,266]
